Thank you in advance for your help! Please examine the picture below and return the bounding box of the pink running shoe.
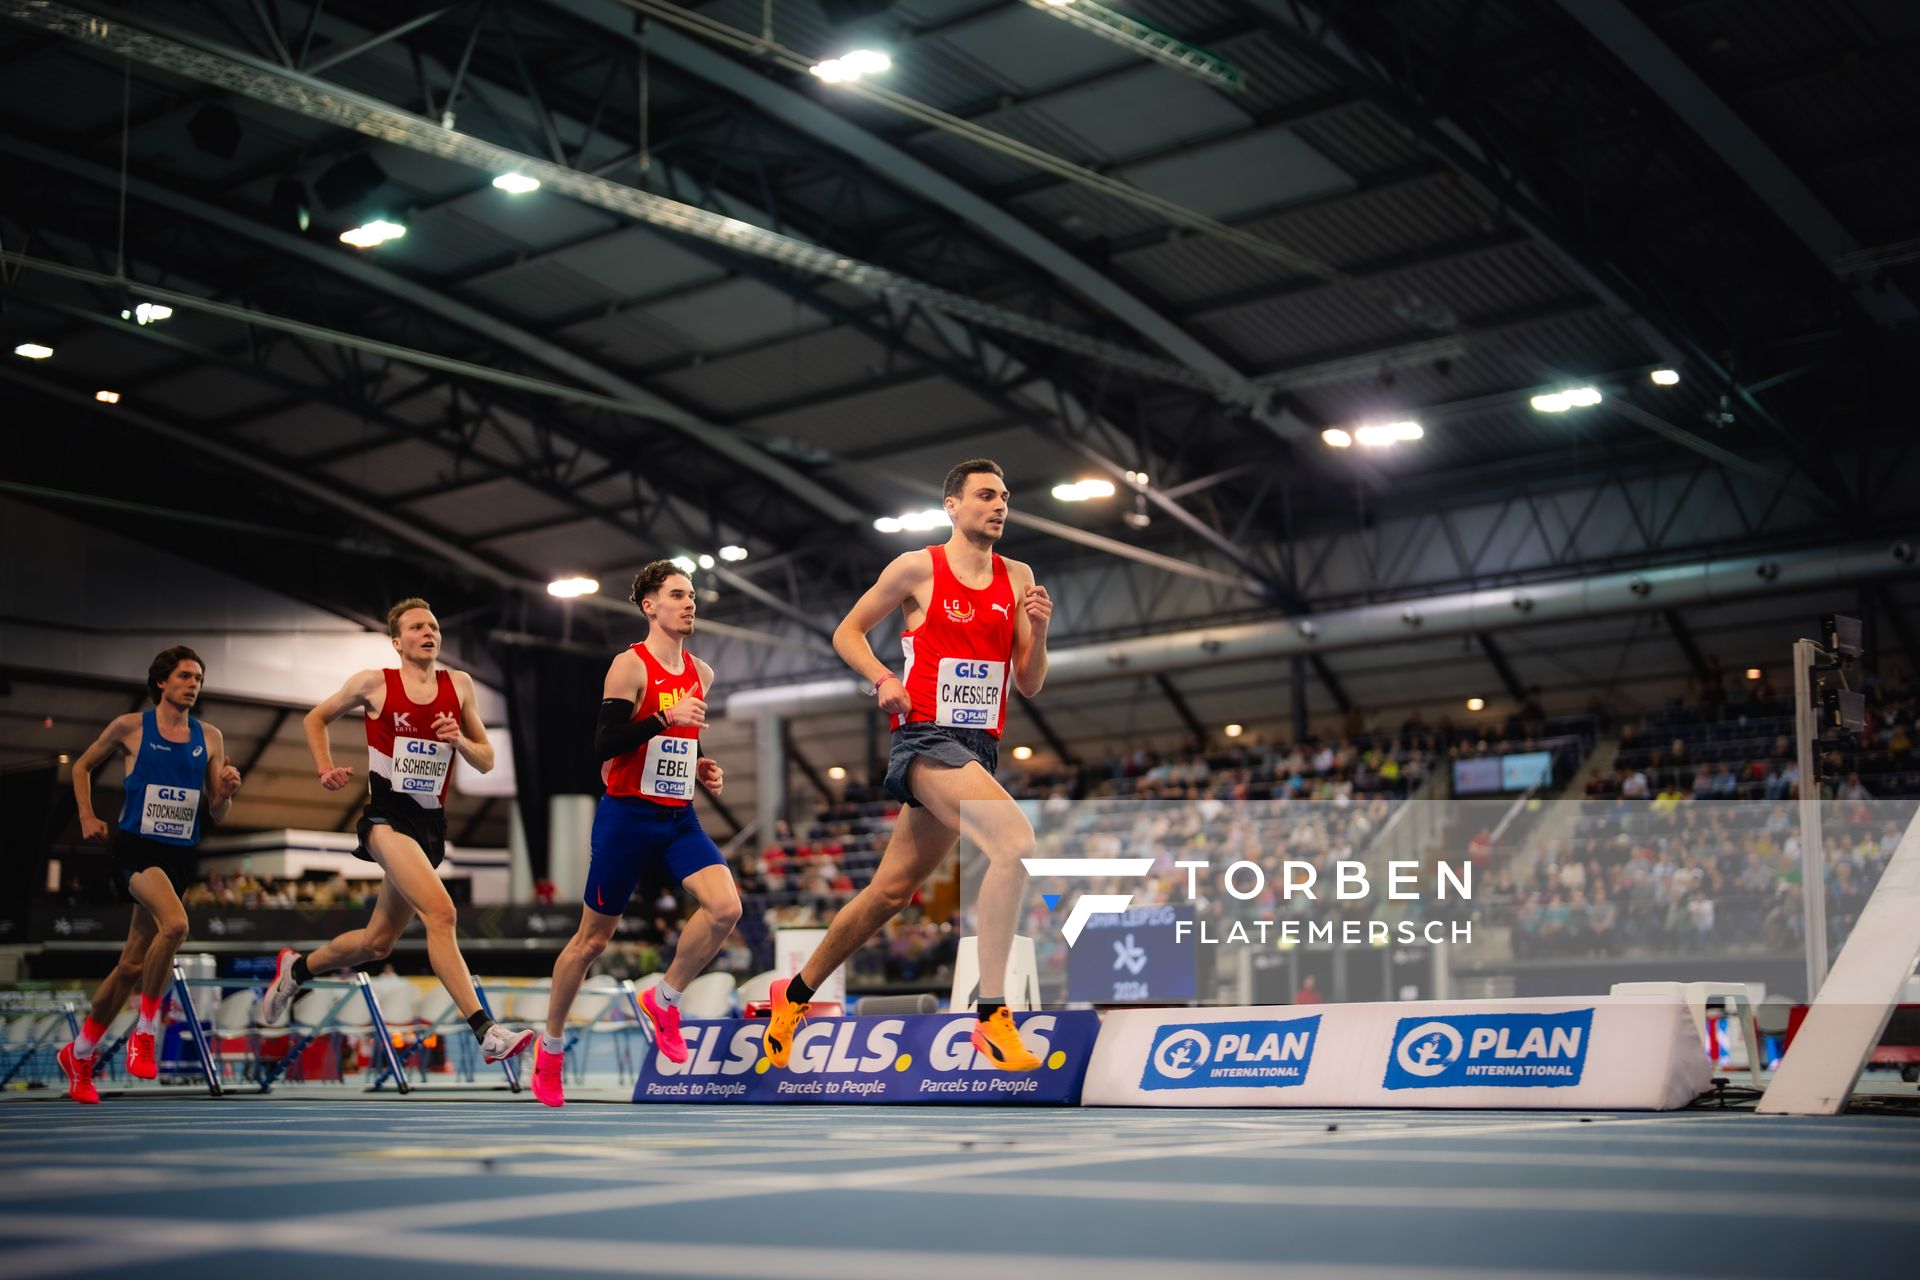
[126,1030,158,1080]
[58,1043,100,1105]
[639,985,686,1064]
[531,1043,565,1108]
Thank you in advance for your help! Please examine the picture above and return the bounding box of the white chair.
[949,935,1041,1012]
[507,985,549,1026]
[371,974,419,1026]
[291,987,342,1030]
[679,972,737,1019]
[574,975,621,1026]
[736,969,779,1009]
[416,986,456,1032]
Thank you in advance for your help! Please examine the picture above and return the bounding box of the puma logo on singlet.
[990,603,1011,617]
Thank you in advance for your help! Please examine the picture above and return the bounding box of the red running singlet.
[365,669,462,810]
[896,545,1015,739]
[602,643,703,806]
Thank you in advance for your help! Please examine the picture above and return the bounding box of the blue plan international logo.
[1383,1010,1594,1090]
[1139,1016,1320,1091]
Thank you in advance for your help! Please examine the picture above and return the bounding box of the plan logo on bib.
[1139,1016,1319,1091]
[1383,1010,1593,1090]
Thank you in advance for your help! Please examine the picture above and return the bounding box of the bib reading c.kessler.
[898,545,1015,738]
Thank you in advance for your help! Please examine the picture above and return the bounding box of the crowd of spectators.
[1478,676,1918,961]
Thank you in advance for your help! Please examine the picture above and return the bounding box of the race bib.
[934,658,1006,729]
[391,736,455,797]
[641,735,697,800]
[140,784,201,840]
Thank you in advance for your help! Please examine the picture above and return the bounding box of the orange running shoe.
[58,1043,100,1104]
[970,1007,1041,1072]
[759,994,809,1069]
[126,1030,158,1080]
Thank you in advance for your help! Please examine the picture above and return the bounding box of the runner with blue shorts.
[530,560,739,1106]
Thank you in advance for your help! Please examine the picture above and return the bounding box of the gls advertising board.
[632,1012,1099,1104]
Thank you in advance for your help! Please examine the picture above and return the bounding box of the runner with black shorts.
[762,458,1053,1072]
[529,561,738,1107]
[60,646,244,1103]
[256,598,534,1064]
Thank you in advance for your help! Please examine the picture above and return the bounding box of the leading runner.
[762,459,1051,1071]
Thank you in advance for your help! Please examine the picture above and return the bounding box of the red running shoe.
[126,1030,158,1080]
[531,1043,565,1108]
[58,1043,100,1104]
[639,986,686,1064]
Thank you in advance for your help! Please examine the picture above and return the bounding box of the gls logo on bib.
[1383,1009,1593,1090]
[1140,1016,1319,1091]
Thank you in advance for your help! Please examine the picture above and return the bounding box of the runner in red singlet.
[528,561,736,1107]
[762,458,1052,1071]
[256,598,534,1065]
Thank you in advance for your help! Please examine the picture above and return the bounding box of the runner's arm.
[833,551,929,689]
[71,714,137,840]
[1007,558,1052,697]
[304,669,382,782]
[446,670,495,773]
[594,647,669,760]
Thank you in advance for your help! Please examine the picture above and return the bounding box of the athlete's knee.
[153,913,189,950]
[114,955,145,986]
[707,894,743,933]
[869,876,916,914]
[362,930,400,961]
[988,825,1036,867]
[416,897,458,934]
[570,929,609,966]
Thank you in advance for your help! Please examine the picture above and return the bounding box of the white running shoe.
[258,948,302,1025]
[480,1023,537,1064]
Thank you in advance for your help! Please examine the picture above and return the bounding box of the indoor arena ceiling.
[4,0,1918,689]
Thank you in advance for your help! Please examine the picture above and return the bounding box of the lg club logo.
[1022,857,1154,945]
[1141,1016,1319,1091]
[1383,1010,1593,1090]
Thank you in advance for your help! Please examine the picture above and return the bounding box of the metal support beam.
[456,796,499,845]
[1291,655,1310,741]
[1309,655,1351,715]
[1153,673,1208,750]
[1662,609,1713,688]
[1476,632,1527,704]
[781,723,833,803]
[1874,585,1920,681]
[1557,0,1916,325]
[1012,691,1077,767]
[699,786,743,838]
[542,0,1266,403]
[238,707,291,778]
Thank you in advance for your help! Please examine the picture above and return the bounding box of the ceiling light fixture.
[547,577,600,598]
[1051,478,1117,502]
[874,509,952,533]
[1530,386,1602,413]
[810,49,892,83]
[339,219,406,249]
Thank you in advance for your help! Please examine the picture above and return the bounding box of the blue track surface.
[1,1094,1915,1278]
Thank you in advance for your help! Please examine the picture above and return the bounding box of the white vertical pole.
[1792,638,1828,1000]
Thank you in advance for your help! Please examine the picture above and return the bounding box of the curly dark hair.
[628,560,690,611]
[147,646,204,704]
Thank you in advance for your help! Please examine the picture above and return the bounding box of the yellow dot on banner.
[895,1054,913,1072]
[1047,1051,1066,1070]
[755,1056,771,1074]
